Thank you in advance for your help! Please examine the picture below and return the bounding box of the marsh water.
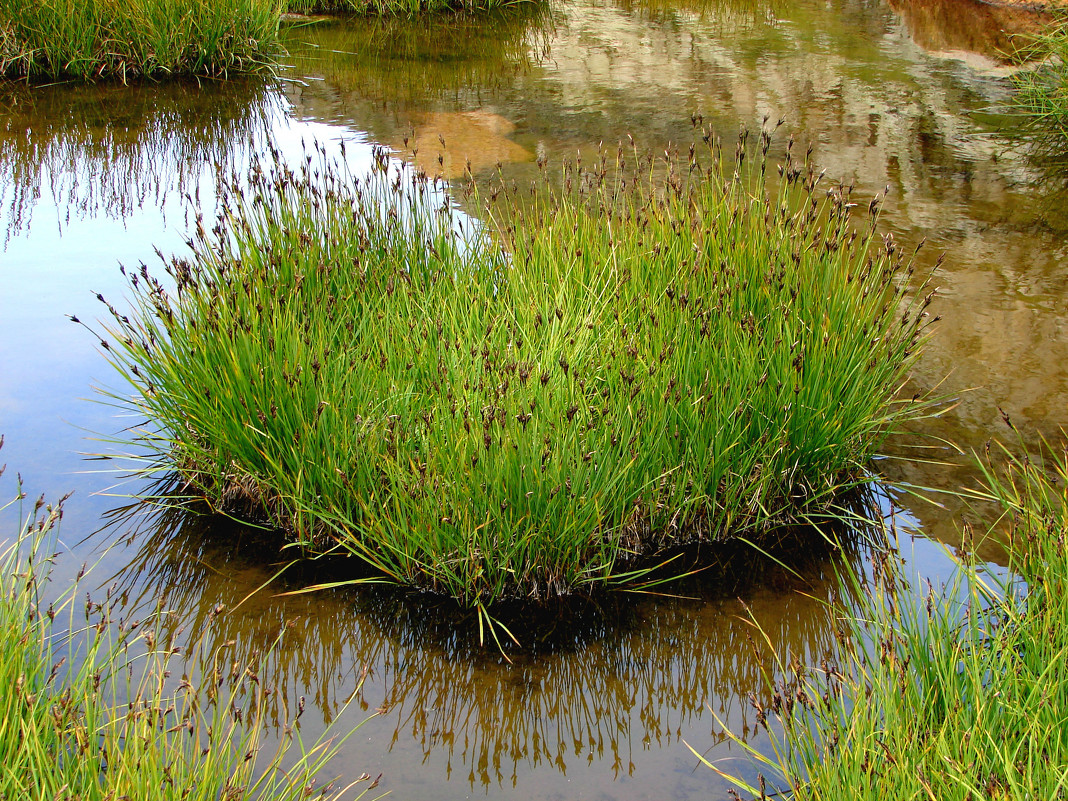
[2,0,1067,797]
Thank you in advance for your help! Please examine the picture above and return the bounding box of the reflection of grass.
[0,81,275,241]
[0,474,372,799]
[98,481,873,786]
[1004,12,1068,230]
[0,0,282,80]
[280,5,550,106]
[95,126,934,628]
[700,439,1068,799]
[613,0,779,24]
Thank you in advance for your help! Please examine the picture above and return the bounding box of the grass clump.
[1012,11,1068,144]
[95,126,933,622]
[696,439,1068,800]
[0,0,283,81]
[0,470,372,798]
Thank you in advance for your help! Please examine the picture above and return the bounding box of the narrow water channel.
[1,0,1066,797]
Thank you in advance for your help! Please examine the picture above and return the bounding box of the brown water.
[1,0,1066,797]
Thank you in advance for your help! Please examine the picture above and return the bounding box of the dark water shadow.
[89,479,885,792]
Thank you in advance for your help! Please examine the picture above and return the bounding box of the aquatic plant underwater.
[0,442,374,800]
[88,124,936,637]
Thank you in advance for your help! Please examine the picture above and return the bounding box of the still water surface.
[1,0,1066,797]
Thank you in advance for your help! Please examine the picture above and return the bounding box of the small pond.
[1,0,1066,797]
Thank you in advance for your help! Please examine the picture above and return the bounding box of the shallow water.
[1,0,1066,797]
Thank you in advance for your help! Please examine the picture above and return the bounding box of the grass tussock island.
[0,0,536,81]
[0,459,371,798]
[698,439,1068,800]
[94,127,935,623]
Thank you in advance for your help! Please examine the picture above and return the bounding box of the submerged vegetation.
[93,125,934,625]
[0,463,371,798]
[698,438,1068,799]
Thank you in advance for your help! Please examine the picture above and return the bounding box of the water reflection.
[615,0,780,24]
[100,489,873,796]
[282,8,552,108]
[0,79,275,241]
[888,0,1050,64]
